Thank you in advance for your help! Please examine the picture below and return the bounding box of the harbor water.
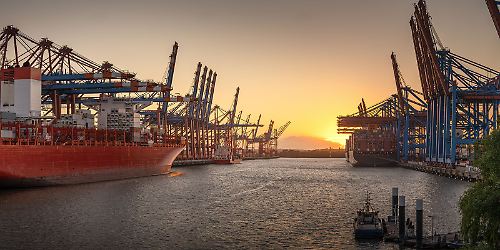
[0,158,469,249]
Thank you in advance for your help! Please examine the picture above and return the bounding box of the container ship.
[345,129,397,167]
[0,66,185,187]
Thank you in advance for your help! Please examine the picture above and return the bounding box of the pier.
[382,188,465,249]
[400,162,482,182]
[337,0,499,176]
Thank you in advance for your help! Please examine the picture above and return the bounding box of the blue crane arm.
[195,66,208,120]
[188,63,202,118]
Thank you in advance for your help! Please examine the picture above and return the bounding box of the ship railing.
[1,122,184,147]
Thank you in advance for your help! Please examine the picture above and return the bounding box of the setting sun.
[325,134,349,146]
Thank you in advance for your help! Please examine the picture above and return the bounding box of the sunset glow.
[1,0,498,149]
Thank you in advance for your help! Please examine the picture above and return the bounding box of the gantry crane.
[0,26,190,125]
[258,120,274,156]
[390,52,427,162]
[411,0,499,165]
[337,96,399,135]
[269,121,291,155]
[0,25,290,164]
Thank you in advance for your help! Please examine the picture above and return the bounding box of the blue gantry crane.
[0,25,282,164]
[411,0,500,165]
[391,52,427,162]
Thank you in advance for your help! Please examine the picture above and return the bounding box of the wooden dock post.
[416,199,423,248]
[392,187,398,221]
[399,196,406,242]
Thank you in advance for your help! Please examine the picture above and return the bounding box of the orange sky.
[1,0,499,148]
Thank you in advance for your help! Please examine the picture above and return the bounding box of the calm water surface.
[0,158,469,249]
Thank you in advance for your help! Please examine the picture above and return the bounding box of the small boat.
[354,193,385,239]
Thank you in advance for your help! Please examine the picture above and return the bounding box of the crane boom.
[486,0,500,38]
[391,52,406,114]
[361,98,367,116]
[160,42,178,127]
[253,114,261,139]
[165,42,178,91]
[195,66,208,119]
[188,63,202,118]
[275,121,291,138]
[206,72,217,122]
[201,70,213,121]
[265,120,274,140]
[228,87,240,125]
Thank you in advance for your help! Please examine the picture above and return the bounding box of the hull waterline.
[0,145,184,187]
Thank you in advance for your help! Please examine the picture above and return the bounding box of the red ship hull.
[0,145,184,187]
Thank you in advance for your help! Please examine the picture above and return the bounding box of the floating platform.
[173,159,214,166]
[243,156,279,160]
[384,223,463,249]
[172,155,280,167]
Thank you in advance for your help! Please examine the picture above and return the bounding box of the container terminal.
[0,26,290,186]
[338,0,499,181]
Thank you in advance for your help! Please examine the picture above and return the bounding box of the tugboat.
[354,193,385,239]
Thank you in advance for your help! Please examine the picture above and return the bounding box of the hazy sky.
[1,0,498,147]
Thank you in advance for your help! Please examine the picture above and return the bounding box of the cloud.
[278,136,343,150]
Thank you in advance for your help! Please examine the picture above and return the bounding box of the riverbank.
[279,148,344,158]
